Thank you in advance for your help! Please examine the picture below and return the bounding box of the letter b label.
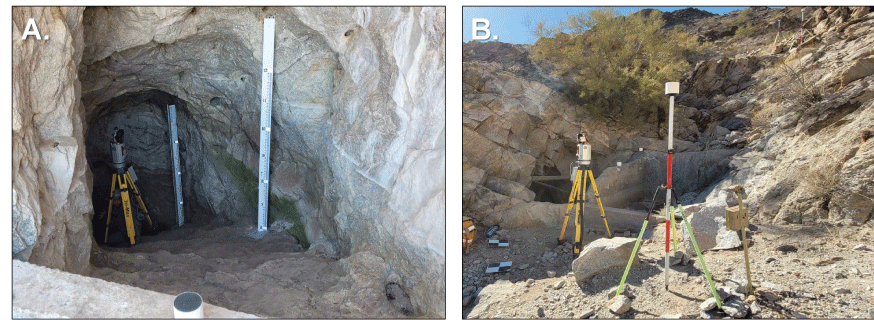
[472,19,490,40]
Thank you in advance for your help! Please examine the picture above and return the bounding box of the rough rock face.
[13,7,444,316]
[689,14,874,227]
[13,7,92,275]
[681,57,765,109]
[572,237,639,283]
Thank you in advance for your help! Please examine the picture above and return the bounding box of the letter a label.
[21,18,42,40]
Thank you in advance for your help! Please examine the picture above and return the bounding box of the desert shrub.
[776,61,824,108]
[531,8,700,127]
[734,24,757,39]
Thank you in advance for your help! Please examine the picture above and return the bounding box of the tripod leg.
[615,220,648,298]
[104,174,117,243]
[126,172,148,213]
[588,170,612,238]
[559,169,582,244]
[575,172,586,255]
[742,227,752,294]
[118,175,136,245]
[677,205,723,309]
[125,173,152,227]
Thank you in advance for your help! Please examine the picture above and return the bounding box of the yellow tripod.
[104,169,152,245]
[558,163,612,255]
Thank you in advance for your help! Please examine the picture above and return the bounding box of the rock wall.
[686,10,874,226]
[293,7,446,315]
[13,6,444,316]
[13,7,92,275]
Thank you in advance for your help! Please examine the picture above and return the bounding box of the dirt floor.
[462,220,874,319]
[89,221,409,318]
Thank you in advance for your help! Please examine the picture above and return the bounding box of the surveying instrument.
[104,127,153,245]
[613,82,724,310]
[558,131,612,256]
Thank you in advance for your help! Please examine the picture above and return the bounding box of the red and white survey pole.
[664,81,679,290]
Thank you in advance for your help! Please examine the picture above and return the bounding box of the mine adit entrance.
[85,90,215,246]
[84,89,309,247]
[81,88,416,318]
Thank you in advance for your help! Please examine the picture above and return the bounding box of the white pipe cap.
[173,292,203,319]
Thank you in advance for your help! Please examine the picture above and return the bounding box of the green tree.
[531,8,700,127]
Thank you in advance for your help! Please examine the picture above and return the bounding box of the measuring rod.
[257,17,275,231]
[168,105,184,227]
[664,81,679,290]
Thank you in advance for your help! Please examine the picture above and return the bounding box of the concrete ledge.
[13,260,257,318]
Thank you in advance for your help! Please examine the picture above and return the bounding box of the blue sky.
[462,7,752,44]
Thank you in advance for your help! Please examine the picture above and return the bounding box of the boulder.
[714,126,731,139]
[719,115,751,131]
[771,44,783,55]
[726,277,751,294]
[484,176,535,202]
[721,295,749,318]
[681,204,742,255]
[814,8,828,23]
[468,186,653,230]
[462,161,487,201]
[840,58,874,85]
[829,143,874,224]
[572,237,639,283]
[700,297,718,311]
[851,6,870,20]
[608,295,632,314]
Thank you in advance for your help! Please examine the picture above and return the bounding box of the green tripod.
[614,188,723,309]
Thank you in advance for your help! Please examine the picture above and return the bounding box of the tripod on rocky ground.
[103,127,152,245]
[558,132,612,256]
[616,82,723,308]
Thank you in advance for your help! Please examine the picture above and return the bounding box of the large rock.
[466,280,522,318]
[462,159,487,202]
[609,295,633,314]
[484,176,535,202]
[463,126,536,185]
[830,139,874,224]
[573,237,639,283]
[681,203,742,255]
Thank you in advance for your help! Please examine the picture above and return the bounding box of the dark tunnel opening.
[86,89,213,246]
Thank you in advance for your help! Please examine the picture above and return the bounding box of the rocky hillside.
[462,6,873,319]
[13,7,444,317]
[463,6,873,231]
